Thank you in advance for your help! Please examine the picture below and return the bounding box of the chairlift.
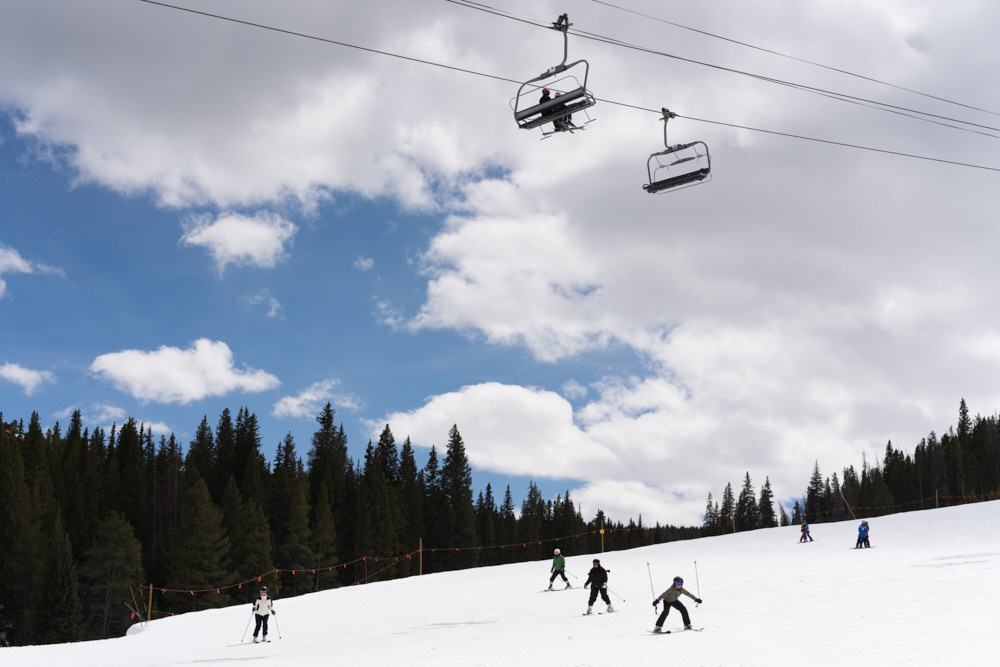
[511,14,596,136]
[643,109,711,193]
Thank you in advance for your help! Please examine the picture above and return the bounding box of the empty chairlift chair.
[644,109,711,193]
[512,14,596,136]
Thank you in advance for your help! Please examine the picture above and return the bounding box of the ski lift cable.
[136,1,1000,174]
[450,0,1000,136]
[591,0,1000,119]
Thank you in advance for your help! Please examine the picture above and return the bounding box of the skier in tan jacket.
[652,576,702,632]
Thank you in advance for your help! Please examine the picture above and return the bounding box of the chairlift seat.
[643,168,711,194]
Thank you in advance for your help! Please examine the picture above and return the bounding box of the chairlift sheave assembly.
[643,109,711,193]
[511,14,596,137]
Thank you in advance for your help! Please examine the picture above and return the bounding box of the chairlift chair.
[512,14,596,135]
[643,109,711,193]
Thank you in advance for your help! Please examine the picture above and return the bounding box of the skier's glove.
[695,598,703,604]
[271,610,277,615]
[583,584,589,589]
[601,583,607,589]
[652,600,658,607]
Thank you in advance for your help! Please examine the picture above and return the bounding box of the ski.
[650,627,704,634]
[540,586,574,592]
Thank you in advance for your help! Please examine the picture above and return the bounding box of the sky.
[2,0,1000,526]
[4,501,997,665]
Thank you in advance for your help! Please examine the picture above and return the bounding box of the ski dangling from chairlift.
[511,14,596,137]
[643,109,711,193]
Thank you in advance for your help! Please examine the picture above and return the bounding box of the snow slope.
[6,501,998,666]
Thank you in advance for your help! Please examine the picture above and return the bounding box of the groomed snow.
[6,501,997,666]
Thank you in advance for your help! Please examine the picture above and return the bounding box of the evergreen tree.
[758,478,776,528]
[441,425,478,570]
[33,512,83,644]
[0,424,38,644]
[213,409,236,503]
[719,482,735,533]
[149,433,182,588]
[278,473,315,597]
[166,475,233,612]
[703,492,718,534]
[234,407,268,502]
[422,446,447,572]
[375,424,400,486]
[222,478,274,595]
[779,504,790,526]
[306,404,353,564]
[269,432,298,549]
[78,511,145,639]
[735,472,758,531]
[396,437,424,576]
[310,482,339,591]
[498,485,517,564]
[519,481,546,561]
[805,461,825,522]
[356,441,399,576]
[185,416,215,484]
[475,485,498,566]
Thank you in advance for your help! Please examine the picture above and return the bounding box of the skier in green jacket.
[547,548,570,590]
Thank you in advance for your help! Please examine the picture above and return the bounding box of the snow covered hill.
[6,501,998,666]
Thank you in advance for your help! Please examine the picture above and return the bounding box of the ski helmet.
[260,585,268,594]
[554,548,561,555]
[673,577,684,585]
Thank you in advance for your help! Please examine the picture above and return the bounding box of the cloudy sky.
[2,0,998,526]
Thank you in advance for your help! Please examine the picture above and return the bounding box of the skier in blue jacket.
[855,520,870,548]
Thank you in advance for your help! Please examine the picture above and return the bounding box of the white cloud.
[273,378,363,419]
[0,243,63,298]
[354,256,374,271]
[5,0,1000,525]
[375,299,407,330]
[0,362,55,395]
[90,339,280,404]
[373,382,616,479]
[561,379,588,400]
[242,289,285,319]
[180,212,297,275]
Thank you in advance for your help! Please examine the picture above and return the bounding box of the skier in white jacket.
[252,586,275,642]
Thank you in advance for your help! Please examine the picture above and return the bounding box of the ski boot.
[607,605,615,613]
[547,583,553,590]
[585,607,593,615]
[564,582,572,589]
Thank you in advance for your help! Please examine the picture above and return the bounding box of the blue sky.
[3,0,1000,525]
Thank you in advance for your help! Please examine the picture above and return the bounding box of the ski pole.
[242,611,253,642]
[647,562,658,614]
[694,560,701,607]
[606,586,626,602]
[271,612,282,639]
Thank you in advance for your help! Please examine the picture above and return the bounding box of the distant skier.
[583,558,613,614]
[652,576,702,632]
[856,520,870,548]
[800,522,814,542]
[547,548,570,590]
[252,585,275,643]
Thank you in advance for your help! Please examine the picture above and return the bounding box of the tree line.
[703,398,1000,535]
[0,403,697,647]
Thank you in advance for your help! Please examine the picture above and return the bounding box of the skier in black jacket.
[583,559,613,614]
